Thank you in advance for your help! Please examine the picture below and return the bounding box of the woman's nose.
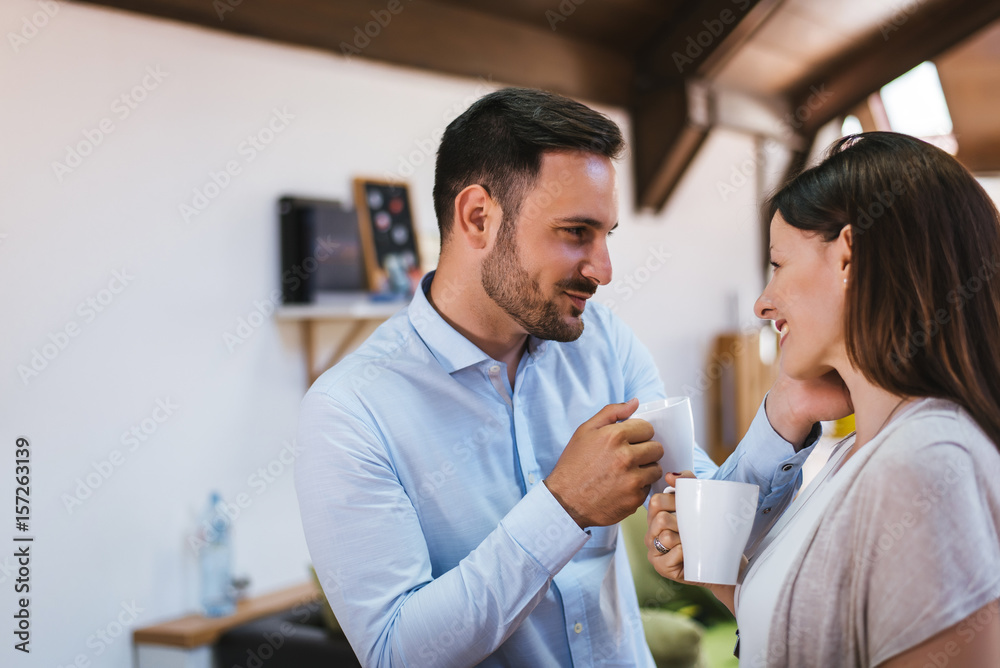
[754,291,772,320]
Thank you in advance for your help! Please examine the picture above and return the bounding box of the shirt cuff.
[501,482,590,576]
[740,396,799,467]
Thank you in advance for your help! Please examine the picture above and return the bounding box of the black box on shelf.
[279,196,366,303]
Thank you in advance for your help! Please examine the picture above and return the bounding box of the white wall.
[602,128,766,436]
[978,175,1000,206]
[0,2,762,665]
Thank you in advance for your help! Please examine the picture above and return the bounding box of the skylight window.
[842,114,864,136]
[879,62,957,153]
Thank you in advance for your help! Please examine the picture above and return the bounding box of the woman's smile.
[775,319,789,346]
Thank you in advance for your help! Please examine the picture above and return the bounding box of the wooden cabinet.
[706,328,779,465]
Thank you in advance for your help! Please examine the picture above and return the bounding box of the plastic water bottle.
[199,491,235,617]
[385,254,413,298]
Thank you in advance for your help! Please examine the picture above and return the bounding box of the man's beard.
[480,218,596,342]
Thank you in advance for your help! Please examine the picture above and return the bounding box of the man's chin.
[511,302,586,342]
[565,322,585,341]
[536,318,584,343]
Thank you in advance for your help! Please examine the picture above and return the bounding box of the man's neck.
[427,265,530,380]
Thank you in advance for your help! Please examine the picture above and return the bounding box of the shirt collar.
[408,271,491,373]
[408,271,548,374]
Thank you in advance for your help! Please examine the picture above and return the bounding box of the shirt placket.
[507,353,592,666]
[556,577,592,667]
[486,358,547,492]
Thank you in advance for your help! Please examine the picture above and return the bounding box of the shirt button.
[489,365,500,373]
[527,473,536,484]
[781,464,794,472]
[763,507,772,514]
[574,622,583,634]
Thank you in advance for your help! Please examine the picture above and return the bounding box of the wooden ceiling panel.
[936,22,1000,172]
[753,9,858,83]
[793,0,906,37]
[431,0,677,55]
[711,40,805,96]
[712,0,906,96]
[750,6,837,63]
[782,0,1000,138]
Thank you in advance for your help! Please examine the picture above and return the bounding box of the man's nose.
[582,240,612,286]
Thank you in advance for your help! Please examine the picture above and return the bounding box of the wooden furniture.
[277,295,405,386]
[132,582,320,668]
[706,328,780,465]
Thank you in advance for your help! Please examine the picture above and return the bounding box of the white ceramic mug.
[631,397,694,495]
[675,478,759,585]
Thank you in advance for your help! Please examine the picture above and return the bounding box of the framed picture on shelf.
[353,178,422,295]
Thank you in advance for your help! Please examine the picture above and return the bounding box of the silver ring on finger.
[653,536,669,555]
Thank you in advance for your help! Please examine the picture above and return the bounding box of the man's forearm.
[365,535,554,667]
[310,481,589,667]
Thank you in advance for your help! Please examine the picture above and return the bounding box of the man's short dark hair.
[432,87,625,243]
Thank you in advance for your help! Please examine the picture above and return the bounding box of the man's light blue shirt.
[295,272,812,667]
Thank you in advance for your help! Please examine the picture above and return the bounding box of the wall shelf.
[277,293,407,386]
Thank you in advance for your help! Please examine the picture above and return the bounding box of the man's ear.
[451,185,501,251]
[836,224,853,278]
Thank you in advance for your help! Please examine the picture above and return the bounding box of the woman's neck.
[837,365,912,454]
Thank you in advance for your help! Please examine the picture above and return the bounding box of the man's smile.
[565,291,590,311]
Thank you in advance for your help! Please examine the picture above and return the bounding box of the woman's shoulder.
[874,397,998,462]
[853,397,1000,504]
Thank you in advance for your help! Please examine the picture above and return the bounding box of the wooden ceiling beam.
[631,81,708,211]
[630,0,772,210]
[75,0,633,106]
[77,0,779,212]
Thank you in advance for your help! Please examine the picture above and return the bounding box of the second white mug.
[675,478,759,585]
[631,396,695,495]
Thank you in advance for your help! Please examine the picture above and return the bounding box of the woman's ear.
[836,224,853,279]
[451,185,500,251]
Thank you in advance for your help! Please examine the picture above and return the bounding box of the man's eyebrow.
[557,216,619,232]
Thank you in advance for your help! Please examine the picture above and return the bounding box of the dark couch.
[214,604,361,668]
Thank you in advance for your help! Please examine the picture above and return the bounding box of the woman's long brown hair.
[767,132,1000,449]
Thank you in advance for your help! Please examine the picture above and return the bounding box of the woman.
[646,132,1000,666]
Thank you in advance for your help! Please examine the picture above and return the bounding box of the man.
[295,88,828,666]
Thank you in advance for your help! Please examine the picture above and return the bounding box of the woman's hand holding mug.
[645,470,739,614]
[645,470,695,583]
